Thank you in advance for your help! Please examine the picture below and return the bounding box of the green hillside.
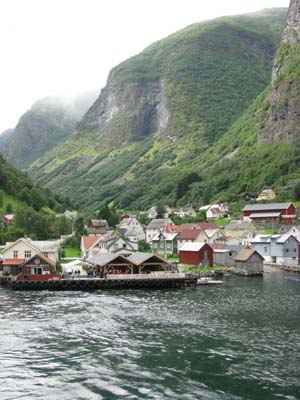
[27,8,288,211]
[0,155,72,243]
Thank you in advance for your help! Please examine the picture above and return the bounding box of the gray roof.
[243,203,292,212]
[128,252,167,266]
[234,248,264,262]
[146,219,172,230]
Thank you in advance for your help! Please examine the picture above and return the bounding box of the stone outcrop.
[261,0,300,144]
[78,78,170,144]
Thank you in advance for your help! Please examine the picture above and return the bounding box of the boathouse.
[178,242,214,267]
[87,252,173,278]
[234,248,264,276]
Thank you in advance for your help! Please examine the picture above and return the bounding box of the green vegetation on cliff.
[25,8,290,211]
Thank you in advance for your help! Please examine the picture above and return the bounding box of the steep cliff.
[261,0,300,143]
[0,92,97,168]
[27,9,287,210]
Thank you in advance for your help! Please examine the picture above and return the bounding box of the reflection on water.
[0,270,300,400]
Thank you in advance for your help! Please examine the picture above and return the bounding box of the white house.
[81,233,138,259]
[199,204,229,220]
[2,238,61,263]
[251,227,300,266]
[118,217,145,243]
[145,219,173,243]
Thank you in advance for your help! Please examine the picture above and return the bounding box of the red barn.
[179,242,214,267]
[243,203,296,225]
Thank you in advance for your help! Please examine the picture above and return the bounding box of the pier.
[0,274,198,291]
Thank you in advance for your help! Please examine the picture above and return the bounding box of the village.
[0,188,300,290]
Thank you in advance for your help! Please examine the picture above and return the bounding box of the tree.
[138,240,151,252]
[0,190,4,209]
[74,217,86,237]
[5,203,13,214]
[97,203,120,227]
[156,204,166,219]
[294,181,300,200]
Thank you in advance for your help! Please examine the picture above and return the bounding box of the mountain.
[0,92,97,169]
[24,8,288,211]
[261,0,300,143]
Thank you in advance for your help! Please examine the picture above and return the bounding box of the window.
[13,250,18,258]
[24,251,31,259]
[34,267,43,275]
[43,252,48,258]
[264,247,268,253]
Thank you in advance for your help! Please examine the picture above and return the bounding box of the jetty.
[0,273,198,291]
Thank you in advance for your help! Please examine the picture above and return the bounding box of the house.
[145,219,173,243]
[179,242,214,267]
[200,204,229,220]
[0,253,60,281]
[81,232,138,258]
[118,217,145,243]
[251,227,300,266]
[2,238,61,263]
[87,252,173,278]
[256,189,276,202]
[234,248,264,276]
[243,203,296,225]
[177,226,222,248]
[87,219,110,234]
[173,206,197,219]
[17,254,60,282]
[0,258,24,277]
[151,232,178,256]
[224,220,256,243]
[213,248,237,267]
[3,214,15,225]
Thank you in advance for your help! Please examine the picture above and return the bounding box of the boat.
[197,278,224,286]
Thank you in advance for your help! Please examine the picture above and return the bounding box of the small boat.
[197,278,223,286]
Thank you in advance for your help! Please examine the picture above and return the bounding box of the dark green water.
[0,270,300,400]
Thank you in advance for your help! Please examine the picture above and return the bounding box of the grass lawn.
[179,265,224,274]
[63,246,81,258]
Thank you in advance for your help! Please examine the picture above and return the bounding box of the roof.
[31,240,61,252]
[234,248,264,262]
[243,203,293,212]
[152,232,178,241]
[276,227,300,244]
[177,229,202,241]
[2,258,25,266]
[82,235,101,250]
[179,242,208,252]
[88,254,127,267]
[128,252,168,266]
[249,212,281,219]
[23,254,56,269]
[89,219,109,228]
[146,219,172,230]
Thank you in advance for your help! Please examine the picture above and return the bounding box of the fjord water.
[0,271,299,400]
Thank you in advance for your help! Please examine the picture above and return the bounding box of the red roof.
[2,258,25,266]
[82,235,101,250]
[177,229,203,241]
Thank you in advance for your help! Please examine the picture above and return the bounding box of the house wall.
[179,245,213,266]
[214,251,236,267]
[234,254,263,275]
[146,228,159,243]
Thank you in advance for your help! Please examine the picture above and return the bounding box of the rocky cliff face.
[79,79,170,144]
[0,93,97,169]
[261,0,300,143]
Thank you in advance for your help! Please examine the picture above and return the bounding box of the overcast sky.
[0,0,289,133]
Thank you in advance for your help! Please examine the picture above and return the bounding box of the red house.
[179,242,214,267]
[243,203,296,225]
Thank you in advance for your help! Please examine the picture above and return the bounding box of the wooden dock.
[0,274,198,291]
